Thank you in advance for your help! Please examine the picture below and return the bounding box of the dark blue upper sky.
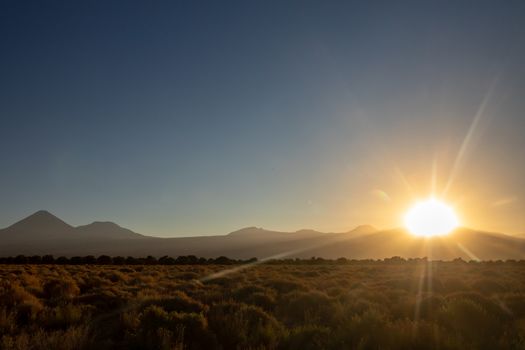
[1,1,524,236]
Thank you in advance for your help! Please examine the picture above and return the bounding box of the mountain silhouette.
[7,210,71,232]
[0,211,144,248]
[0,210,524,260]
[74,221,144,240]
[0,210,72,241]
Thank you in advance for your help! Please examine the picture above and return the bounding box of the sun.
[404,198,459,237]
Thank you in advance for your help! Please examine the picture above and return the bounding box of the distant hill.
[0,211,146,256]
[74,221,144,240]
[0,210,524,260]
[0,210,72,241]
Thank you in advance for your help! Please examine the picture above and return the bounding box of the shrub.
[0,307,17,334]
[128,305,216,350]
[281,325,332,350]
[39,304,90,329]
[265,278,306,293]
[471,278,505,294]
[1,326,91,350]
[276,291,339,326]
[143,291,206,313]
[439,298,500,348]
[0,282,43,323]
[43,279,80,301]
[208,301,284,349]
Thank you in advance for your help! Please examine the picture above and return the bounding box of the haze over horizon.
[2,209,524,261]
[0,209,513,239]
[2,1,525,237]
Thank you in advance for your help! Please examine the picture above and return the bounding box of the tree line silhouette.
[1,254,525,265]
[0,255,256,265]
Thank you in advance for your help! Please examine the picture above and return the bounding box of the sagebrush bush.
[43,278,80,301]
[208,301,284,349]
[276,290,339,326]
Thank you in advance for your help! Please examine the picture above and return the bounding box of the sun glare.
[404,198,459,237]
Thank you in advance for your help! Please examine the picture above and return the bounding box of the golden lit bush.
[439,298,501,348]
[281,325,332,350]
[127,305,216,349]
[1,326,91,350]
[142,291,207,314]
[0,307,17,335]
[43,279,80,301]
[38,304,92,329]
[276,291,340,326]
[208,301,284,349]
[0,282,43,323]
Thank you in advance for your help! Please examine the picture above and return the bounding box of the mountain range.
[0,210,524,260]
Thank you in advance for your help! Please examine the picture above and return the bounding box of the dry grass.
[0,261,524,349]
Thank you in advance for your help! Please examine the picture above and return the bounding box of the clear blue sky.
[1,1,524,236]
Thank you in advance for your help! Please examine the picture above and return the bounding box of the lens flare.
[404,198,459,237]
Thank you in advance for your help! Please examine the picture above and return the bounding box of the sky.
[1,1,524,237]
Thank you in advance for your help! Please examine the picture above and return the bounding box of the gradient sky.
[1,1,524,237]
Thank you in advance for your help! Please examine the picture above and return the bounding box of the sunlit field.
[1,260,525,349]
